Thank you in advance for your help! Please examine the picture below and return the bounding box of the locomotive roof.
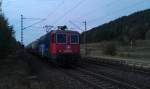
[51,30,79,34]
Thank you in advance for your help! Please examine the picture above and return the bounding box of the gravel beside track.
[59,67,139,89]
[80,58,150,89]
[83,57,150,75]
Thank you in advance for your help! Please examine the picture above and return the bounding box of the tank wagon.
[27,26,80,65]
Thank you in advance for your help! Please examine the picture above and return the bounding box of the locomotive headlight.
[58,50,62,53]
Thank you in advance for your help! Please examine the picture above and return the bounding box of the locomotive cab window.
[56,33,66,43]
[71,34,79,44]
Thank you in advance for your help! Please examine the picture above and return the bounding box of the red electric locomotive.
[27,26,80,65]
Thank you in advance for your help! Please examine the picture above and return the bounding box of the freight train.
[27,26,80,65]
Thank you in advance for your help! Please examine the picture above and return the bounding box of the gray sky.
[2,0,150,45]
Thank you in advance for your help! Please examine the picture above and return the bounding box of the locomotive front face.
[55,32,80,55]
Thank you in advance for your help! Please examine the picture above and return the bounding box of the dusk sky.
[2,0,150,45]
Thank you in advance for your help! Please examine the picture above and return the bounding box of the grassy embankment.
[81,40,150,67]
[0,50,53,89]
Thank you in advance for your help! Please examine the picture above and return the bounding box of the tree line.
[0,14,19,58]
[81,9,150,44]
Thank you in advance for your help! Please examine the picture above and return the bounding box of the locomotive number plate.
[64,50,72,53]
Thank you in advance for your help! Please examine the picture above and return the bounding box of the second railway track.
[83,57,150,75]
[79,58,150,89]
[58,66,140,89]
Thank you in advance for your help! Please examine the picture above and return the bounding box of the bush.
[102,42,117,56]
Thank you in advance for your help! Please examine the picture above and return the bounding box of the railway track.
[82,58,150,75]
[29,53,149,89]
[79,58,150,89]
[59,66,140,89]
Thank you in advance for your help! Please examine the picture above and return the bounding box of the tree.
[0,14,17,58]
[81,9,150,43]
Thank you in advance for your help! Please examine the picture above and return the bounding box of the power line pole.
[20,15,45,45]
[21,15,24,45]
[83,21,87,56]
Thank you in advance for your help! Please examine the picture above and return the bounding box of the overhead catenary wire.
[75,0,119,20]
[69,20,83,31]
[70,0,149,31]
[40,0,65,24]
[23,17,45,21]
[53,0,86,25]
[87,0,149,24]
[23,0,64,30]
[69,0,124,31]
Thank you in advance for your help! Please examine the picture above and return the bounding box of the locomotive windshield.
[56,34,66,43]
[71,34,79,43]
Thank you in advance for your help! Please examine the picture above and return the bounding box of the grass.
[0,52,29,89]
[81,40,150,67]
[0,50,56,89]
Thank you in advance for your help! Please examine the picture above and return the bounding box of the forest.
[0,14,18,58]
[81,9,150,43]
